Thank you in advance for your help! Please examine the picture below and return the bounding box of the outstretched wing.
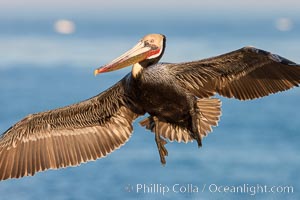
[0,76,138,181]
[171,47,300,100]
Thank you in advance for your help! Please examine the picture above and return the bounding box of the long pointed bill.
[94,41,158,75]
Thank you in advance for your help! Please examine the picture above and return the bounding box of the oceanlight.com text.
[125,183,294,196]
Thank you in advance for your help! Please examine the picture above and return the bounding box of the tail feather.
[139,98,221,143]
[196,98,222,138]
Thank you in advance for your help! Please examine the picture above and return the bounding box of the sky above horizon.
[0,0,300,19]
[1,0,299,9]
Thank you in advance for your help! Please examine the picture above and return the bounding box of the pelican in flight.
[0,34,300,181]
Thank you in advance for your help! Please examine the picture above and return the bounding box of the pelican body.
[0,33,300,180]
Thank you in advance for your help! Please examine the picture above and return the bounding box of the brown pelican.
[0,33,300,181]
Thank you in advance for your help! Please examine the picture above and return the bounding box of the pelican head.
[94,33,166,75]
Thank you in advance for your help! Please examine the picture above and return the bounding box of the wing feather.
[0,77,139,181]
[170,47,300,100]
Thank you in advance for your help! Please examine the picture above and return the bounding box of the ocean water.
[0,15,300,200]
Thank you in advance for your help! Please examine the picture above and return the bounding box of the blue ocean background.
[0,7,300,200]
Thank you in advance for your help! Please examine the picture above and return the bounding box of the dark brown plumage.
[1,33,300,180]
